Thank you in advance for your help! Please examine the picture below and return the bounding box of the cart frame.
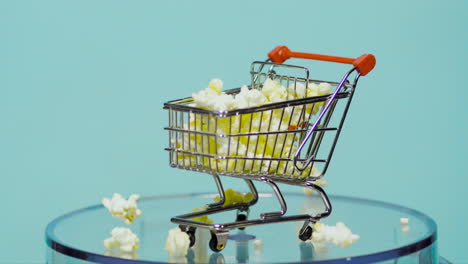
[163,46,375,252]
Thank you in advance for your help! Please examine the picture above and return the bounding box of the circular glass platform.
[46,193,443,264]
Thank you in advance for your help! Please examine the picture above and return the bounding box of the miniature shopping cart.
[164,45,375,252]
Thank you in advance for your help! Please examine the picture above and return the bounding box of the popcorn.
[192,78,236,111]
[261,78,288,103]
[234,85,268,109]
[213,188,254,206]
[306,83,319,97]
[311,222,359,248]
[318,82,333,95]
[102,193,142,225]
[253,239,263,248]
[103,227,140,253]
[192,87,220,110]
[400,218,410,232]
[288,82,307,99]
[165,227,191,257]
[185,78,334,176]
[208,78,223,94]
[400,217,409,225]
[191,79,233,111]
[211,93,236,112]
[191,206,214,223]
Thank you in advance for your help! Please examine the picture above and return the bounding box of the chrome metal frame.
[164,59,361,250]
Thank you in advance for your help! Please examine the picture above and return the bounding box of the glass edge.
[439,256,452,264]
[45,192,438,264]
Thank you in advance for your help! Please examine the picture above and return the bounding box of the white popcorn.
[103,227,140,253]
[261,78,288,103]
[217,137,247,157]
[311,222,359,248]
[185,78,335,177]
[234,85,268,109]
[191,79,236,111]
[192,88,221,110]
[400,218,409,225]
[306,82,319,97]
[253,239,263,247]
[191,78,331,112]
[211,93,236,112]
[165,227,191,257]
[102,193,142,225]
[288,82,307,99]
[208,78,223,94]
[400,218,410,233]
[318,82,332,95]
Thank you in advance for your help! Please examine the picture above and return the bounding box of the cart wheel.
[187,227,196,247]
[236,214,247,230]
[209,232,226,252]
[298,225,313,241]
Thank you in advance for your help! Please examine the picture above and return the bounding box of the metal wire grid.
[164,62,355,184]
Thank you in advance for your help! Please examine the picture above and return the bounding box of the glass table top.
[46,192,440,263]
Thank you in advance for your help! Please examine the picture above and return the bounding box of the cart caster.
[209,231,229,252]
[298,225,313,241]
[187,227,196,247]
[236,213,247,230]
[179,225,196,247]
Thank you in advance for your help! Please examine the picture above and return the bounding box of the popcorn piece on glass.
[103,227,140,253]
[165,227,191,257]
[102,193,142,225]
[253,239,263,248]
[311,222,360,248]
[400,217,409,225]
[400,218,410,233]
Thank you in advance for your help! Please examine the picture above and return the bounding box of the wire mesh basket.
[164,45,375,252]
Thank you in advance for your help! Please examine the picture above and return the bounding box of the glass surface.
[46,193,438,264]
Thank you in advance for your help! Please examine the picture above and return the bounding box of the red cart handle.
[268,45,376,76]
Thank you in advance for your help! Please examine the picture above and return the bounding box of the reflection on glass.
[45,193,440,264]
[208,253,225,264]
[236,239,249,263]
[192,229,210,263]
[103,248,139,260]
[299,242,313,262]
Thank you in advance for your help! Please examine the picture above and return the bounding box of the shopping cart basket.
[164,45,375,252]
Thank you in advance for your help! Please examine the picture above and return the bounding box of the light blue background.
[1,0,467,263]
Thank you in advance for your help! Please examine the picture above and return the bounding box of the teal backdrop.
[1,0,467,263]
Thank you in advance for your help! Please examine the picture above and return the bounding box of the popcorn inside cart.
[163,45,376,252]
